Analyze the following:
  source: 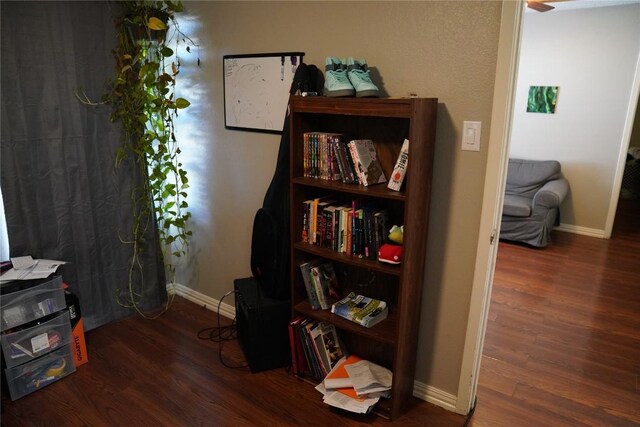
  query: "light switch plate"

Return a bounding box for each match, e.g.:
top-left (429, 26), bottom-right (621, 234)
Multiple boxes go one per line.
top-left (462, 121), bottom-right (481, 151)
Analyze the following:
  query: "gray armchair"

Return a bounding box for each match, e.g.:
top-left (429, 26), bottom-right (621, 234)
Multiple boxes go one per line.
top-left (500, 158), bottom-right (569, 247)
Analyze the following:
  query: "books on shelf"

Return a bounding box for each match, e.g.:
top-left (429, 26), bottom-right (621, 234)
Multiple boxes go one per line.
top-left (289, 317), bottom-right (345, 381)
top-left (387, 139), bottom-right (409, 191)
top-left (348, 139), bottom-right (387, 187)
top-left (300, 200), bottom-right (389, 261)
top-left (331, 292), bottom-right (388, 328)
top-left (303, 132), bottom-right (343, 181)
top-left (303, 133), bottom-right (393, 188)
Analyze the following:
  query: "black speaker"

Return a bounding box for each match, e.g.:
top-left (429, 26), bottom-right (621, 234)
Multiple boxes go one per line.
top-left (234, 277), bottom-right (291, 373)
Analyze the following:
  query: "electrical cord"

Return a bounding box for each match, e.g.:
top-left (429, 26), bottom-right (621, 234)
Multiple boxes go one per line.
top-left (197, 290), bottom-right (249, 370)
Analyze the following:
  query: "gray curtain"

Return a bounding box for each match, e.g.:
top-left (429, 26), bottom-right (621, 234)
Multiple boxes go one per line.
top-left (1, 1), bottom-right (167, 330)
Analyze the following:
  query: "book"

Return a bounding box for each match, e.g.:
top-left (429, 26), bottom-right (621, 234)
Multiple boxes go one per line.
top-left (301, 319), bottom-right (323, 380)
top-left (388, 139), bottom-right (409, 191)
top-left (299, 260), bottom-right (322, 310)
top-left (310, 263), bottom-right (340, 310)
top-left (310, 321), bottom-right (330, 376)
top-left (318, 322), bottom-right (344, 372)
top-left (348, 139), bottom-right (387, 186)
top-left (331, 136), bottom-right (358, 184)
top-left (323, 354), bottom-right (363, 390)
top-left (331, 292), bottom-right (388, 328)
top-left (288, 316), bottom-right (309, 375)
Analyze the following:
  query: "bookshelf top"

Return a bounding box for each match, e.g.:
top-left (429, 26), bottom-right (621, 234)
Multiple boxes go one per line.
top-left (290, 96), bottom-right (438, 118)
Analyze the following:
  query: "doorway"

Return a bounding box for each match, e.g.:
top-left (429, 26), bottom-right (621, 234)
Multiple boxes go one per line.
top-left (457, 0), bottom-right (640, 415)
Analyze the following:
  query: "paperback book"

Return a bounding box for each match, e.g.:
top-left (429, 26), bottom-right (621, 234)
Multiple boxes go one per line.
top-left (348, 139), bottom-right (387, 186)
top-left (331, 292), bottom-right (388, 328)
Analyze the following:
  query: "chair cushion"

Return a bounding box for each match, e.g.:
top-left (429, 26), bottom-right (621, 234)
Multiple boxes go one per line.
top-left (503, 194), bottom-right (532, 217)
top-left (506, 159), bottom-right (561, 199)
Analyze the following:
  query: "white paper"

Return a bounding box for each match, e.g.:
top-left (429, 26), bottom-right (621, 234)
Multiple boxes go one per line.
top-left (344, 360), bottom-right (393, 396)
top-left (322, 391), bottom-right (379, 414)
top-left (0, 257), bottom-right (66, 282)
top-left (10, 256), bottom-right (35, 270)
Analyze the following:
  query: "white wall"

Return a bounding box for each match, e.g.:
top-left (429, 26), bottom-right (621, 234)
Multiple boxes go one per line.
top-left (510, 3), bottom-right (640, 233)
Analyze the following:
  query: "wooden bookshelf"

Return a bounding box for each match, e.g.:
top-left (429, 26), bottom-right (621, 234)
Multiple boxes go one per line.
top-left (288, 96), bottom-right (438, 420)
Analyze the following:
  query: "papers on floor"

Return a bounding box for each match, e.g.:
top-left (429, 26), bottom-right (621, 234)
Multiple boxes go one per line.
top-left (0, 256), bottom-right (67, 282)
top-left (315, 355), bottom-right (392, 414)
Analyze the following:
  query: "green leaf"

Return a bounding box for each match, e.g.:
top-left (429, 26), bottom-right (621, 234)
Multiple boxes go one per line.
top-left (161, 46), bottom-right (174, 57)
top-left (175, 98), bottom-right (190, 109)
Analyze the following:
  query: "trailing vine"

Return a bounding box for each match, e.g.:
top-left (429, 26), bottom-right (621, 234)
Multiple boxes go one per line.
top-left (79, 0), bottom-right (196, 316)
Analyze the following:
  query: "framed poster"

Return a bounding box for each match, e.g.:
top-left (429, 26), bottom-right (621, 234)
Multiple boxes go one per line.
top-left (223, 52), bottom-right (304, 133)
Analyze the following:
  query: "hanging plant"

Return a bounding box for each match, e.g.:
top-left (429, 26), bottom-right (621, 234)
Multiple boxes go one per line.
top-left (79, 0), bottom-right (197, 317)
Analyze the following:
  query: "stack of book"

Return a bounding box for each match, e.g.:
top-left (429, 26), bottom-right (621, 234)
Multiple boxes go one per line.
top-left (302, 133), bottom-right (388, 187)
top-left (300, 199), bottom-right (389, 261)
top-left (288, 317), bottom-right (345, 380)
top-left (316, 354), bottom-right (392, 414)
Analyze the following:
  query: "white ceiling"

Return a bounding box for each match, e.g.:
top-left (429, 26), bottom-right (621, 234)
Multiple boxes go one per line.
top-left (526, 0), bottom-right (640, 13)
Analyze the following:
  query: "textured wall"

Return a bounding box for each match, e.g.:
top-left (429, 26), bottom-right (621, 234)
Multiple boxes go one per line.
top-left (174, 1), bottom-right (502, 397)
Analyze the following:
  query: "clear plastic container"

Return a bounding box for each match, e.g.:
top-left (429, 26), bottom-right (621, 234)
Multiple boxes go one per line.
top-left (1, 276), bottom-right (65, 331)
top-left (4, 343), bottom-right (76, 400)
top-left (1, 310), bottom-right (72, 368)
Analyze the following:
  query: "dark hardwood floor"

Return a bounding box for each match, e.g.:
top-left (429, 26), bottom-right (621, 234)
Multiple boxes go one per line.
top-left (471, 198), bottom-right (640, 426)
top-left (2, 199), bottom-right (638, 426)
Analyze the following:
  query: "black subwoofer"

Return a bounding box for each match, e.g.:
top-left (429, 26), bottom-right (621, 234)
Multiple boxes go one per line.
top-left (234, 277), bottom-right (291, 373)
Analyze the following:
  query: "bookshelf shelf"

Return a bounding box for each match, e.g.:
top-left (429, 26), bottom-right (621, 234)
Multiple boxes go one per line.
top-left (293, 242), bottom-right (401, 276)
top-left (293, 300), bottom-right (397, 345)
top-left (288, 96), bottom-right (438, 420)
top-left (291, 177), bottom-right (407, 201)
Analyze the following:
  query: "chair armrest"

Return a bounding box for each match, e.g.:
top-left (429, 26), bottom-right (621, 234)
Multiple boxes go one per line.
top-left (533, 178), bottom-right (569, 209)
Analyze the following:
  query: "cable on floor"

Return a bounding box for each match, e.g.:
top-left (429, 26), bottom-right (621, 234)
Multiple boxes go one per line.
top-left (197, 290), bottom-right (249, 370)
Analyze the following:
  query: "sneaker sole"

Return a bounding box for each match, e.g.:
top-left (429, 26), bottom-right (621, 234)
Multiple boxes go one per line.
top-left (323, 88), bottom-right (355, 97)
top-left (356, 89), bottom-right (379, 98)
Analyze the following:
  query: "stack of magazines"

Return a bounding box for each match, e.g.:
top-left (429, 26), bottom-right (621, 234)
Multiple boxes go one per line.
top-left (331, 293), bottom-right (388, 328)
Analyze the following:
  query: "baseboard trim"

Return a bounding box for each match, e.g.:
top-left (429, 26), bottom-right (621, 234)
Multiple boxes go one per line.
top-left (413, 380), bottom-right (459, 413)
top-left (169, 283), bottom-right (460, 412)
top-left (169, 283), bottom-right (236, 320)
top-left (556, 223), bottom-right (605, 239)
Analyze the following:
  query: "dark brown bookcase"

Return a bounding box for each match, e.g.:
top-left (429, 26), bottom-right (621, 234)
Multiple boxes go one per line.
top-left (288, 96), bottom-right (438, 420)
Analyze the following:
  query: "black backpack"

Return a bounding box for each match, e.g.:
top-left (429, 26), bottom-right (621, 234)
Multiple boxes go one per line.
top-left (250, 63), bottom-right (323, 300)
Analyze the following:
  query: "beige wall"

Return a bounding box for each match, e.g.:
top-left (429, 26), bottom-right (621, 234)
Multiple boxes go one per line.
top-left (175, 1), bottom-right (502, 398)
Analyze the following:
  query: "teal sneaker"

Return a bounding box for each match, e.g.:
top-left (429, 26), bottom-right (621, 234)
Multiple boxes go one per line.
top-left (323, 57), bottom-right (355, 97)
top-left (347, 57), bottom-right (379, 98)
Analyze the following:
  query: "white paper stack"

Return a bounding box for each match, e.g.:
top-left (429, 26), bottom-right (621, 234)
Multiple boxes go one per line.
top-left (315, 355), bottom-right (392, 414)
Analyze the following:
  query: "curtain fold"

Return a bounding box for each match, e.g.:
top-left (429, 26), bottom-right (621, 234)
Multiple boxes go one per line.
top-left (1, 1), bottom-right (167, 331)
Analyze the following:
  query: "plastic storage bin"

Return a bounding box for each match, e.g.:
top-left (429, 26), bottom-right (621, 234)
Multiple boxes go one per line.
top-left (1, 310), bottom-right (73, 368)
top-left (4, 343), bottom-right (76, 400)
top-left (1, 276), bottom-right (65, 331)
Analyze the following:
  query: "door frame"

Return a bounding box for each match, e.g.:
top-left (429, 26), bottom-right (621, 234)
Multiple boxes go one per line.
top-left (456, 0), bottom-right (640, 414)
top-left (455, 0), bottom-right (523, 414)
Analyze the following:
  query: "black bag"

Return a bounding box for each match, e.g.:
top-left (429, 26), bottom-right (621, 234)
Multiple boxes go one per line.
top-left (250, 63), bottom-right (322, 299)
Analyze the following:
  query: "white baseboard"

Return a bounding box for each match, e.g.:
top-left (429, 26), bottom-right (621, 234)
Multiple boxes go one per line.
top-left (168, 283), bottom-right (236, 320)
top-left (555, 223), bottom-right (606, 238)
top-left (169, 283), bottom-right (460, 412)
top-left (413, 380), bottom-right (459, 413)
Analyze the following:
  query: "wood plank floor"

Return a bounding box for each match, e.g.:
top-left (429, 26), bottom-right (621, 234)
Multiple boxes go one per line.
top-left (471, 198), bottom-right (640, 427)
top-left (2, 199), bottom-right (638, 426)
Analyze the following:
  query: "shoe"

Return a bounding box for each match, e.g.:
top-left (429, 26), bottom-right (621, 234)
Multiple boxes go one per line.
top-left (323, 57), bottom-right (355, 97)
top-left (346, 57), bottom-right (379, 98)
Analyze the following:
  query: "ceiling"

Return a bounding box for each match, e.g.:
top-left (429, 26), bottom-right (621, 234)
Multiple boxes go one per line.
top-left (526, 0), bottom-right (640, 13)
